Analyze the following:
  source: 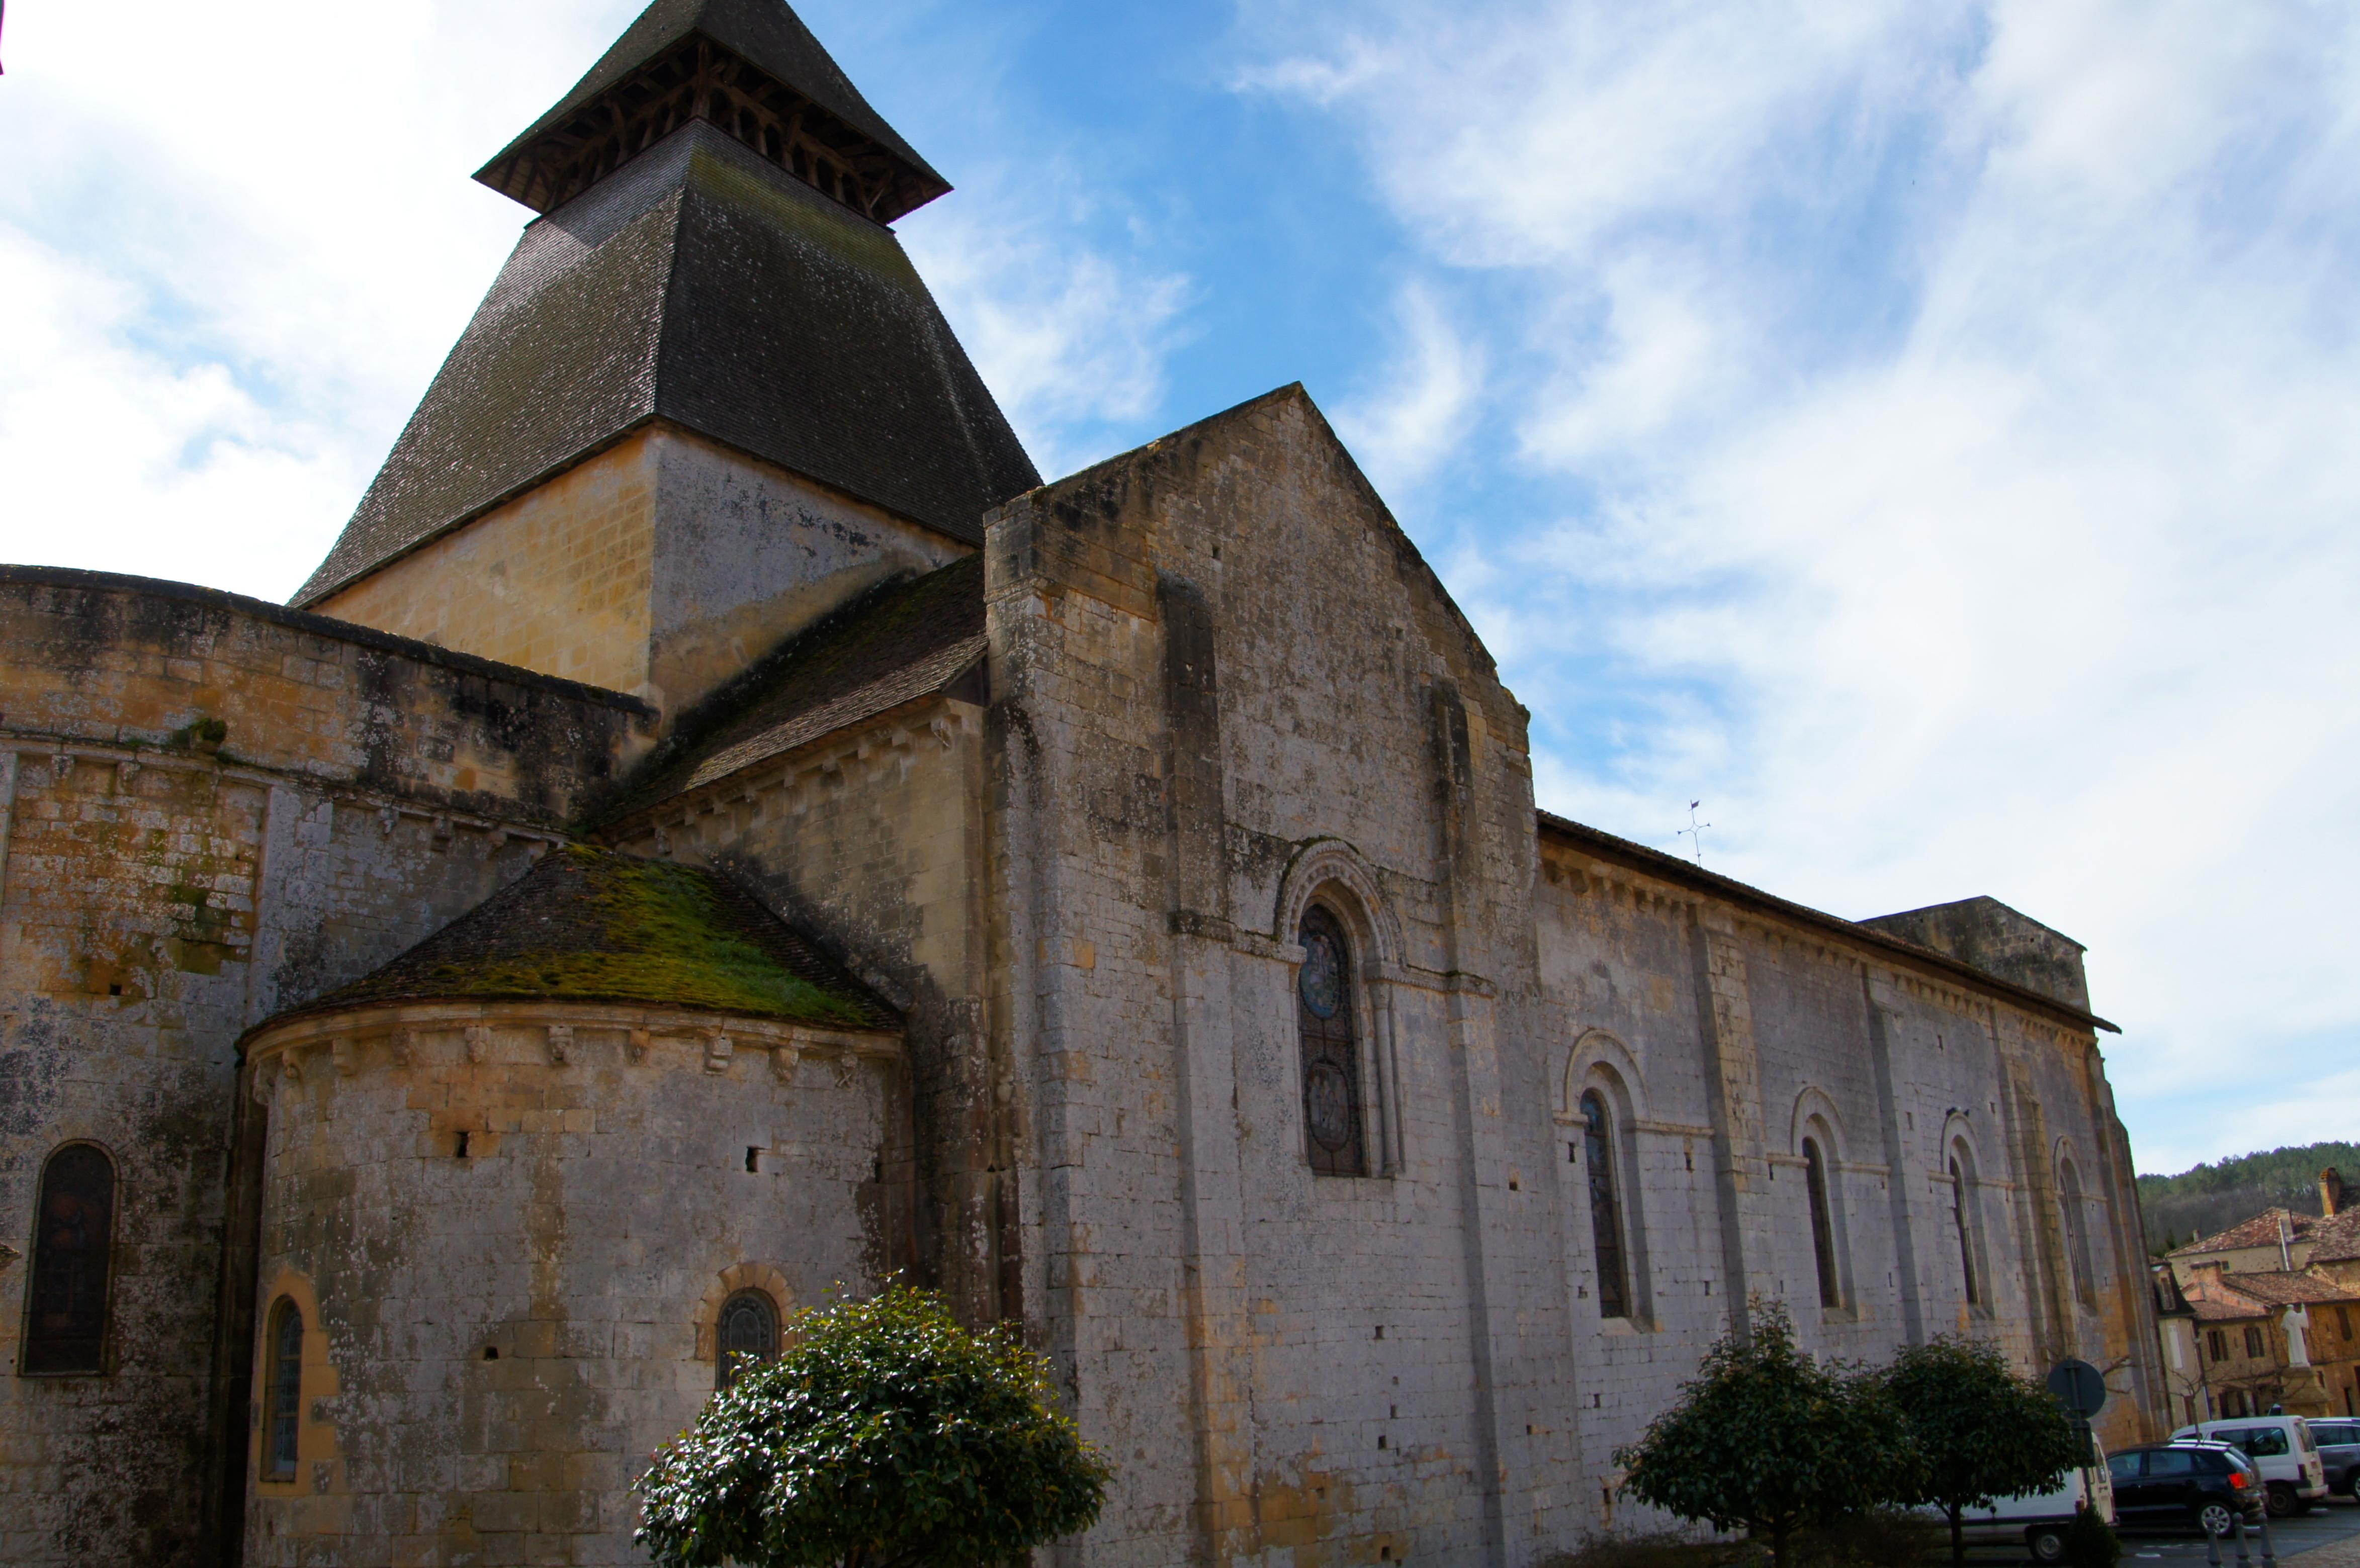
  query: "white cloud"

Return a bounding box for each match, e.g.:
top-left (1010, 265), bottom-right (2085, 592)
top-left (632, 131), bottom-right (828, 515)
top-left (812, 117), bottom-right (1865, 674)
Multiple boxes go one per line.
top-left (0, 0), bottom-right (1189, 597)
top-left (1243, 0), bottom-right (2360, 1172)
top-left (1332, 281), bottom-right (1485, 495)
top-left (900, 188), bottom-right (1192, 482)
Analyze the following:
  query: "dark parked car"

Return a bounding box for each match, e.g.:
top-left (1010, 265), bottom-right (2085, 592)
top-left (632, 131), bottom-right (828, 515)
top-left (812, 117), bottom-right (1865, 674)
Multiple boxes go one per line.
top-left (2312, 1419), bottom-right (2360, 1496)
top-left (2105, 1441), bottom-right (2266, 1537)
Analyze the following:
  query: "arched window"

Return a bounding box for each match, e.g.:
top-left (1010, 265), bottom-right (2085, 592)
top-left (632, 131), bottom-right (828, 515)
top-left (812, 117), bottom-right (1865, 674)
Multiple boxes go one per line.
top-left (1296, 905), bottom-right (1365, 1177)
top-left (22, 1143), bottom-right (116, 1375)
top-left (264, 1299), bottom-right (304, 1482)
top-left (2058, 1159), bottom-right (2096, 1306)
top-left (716, 1289), bottom-right (780, 1391)
top-left (1949, 1152), bottom-right (1981, 1307)
top-left (1803, 1137), bottom-right (1842, 1309)
top-left (1580, 1089), bottom-right (1631, 1319)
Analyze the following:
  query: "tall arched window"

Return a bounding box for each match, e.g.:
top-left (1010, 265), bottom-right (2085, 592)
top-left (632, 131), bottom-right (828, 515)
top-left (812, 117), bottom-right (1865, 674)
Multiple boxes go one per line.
top-left (1803, 1137), bottom-right (1842, 1309)
top-left (1296, 905), bottom-right (1365, 1177)
top-left (2058, 1159), bottom-right (2096, 1306)
top-left (1580, 1089), bottom-right (1631, 1319)
top-left (264, 1299), bottom-right (304, 1481)
top-left (22, 1143), bottom-right (116, 1375)
top-left (1949, 1153), bottom-right (1981, 1306)
top-left (717, 1289), bottom-right (780, 1391)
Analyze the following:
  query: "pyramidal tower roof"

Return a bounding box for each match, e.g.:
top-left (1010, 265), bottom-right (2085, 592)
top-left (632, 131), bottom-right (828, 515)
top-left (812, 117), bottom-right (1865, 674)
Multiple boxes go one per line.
top-left (292, 0), bottom-right (1036, 609)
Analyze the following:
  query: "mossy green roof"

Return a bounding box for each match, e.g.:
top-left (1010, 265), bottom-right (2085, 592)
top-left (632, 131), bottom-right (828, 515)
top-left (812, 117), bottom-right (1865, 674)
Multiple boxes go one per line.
top-left (274, 844), bottom-right (896, 1031)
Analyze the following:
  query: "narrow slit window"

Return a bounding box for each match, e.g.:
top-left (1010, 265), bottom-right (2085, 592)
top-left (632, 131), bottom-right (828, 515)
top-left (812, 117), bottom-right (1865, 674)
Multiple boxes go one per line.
top-left (1803, 1138), bottom-right (1842, 1309)
top-left (1581, 1090), bottom-right (1631, 1319)
top-left (1949, 1155), bottom-right (1980, 1306)
top-left (2059, 1159), bottom-right (2096, 1305)
top-left (717, 1289), bottom-right (780, 1392)
top-left (264, 1299), bottom-right (303, 1481)
top-left (23, 1143), bottom-right (116, 1375)
top-left (1296, 905), bottom-right (1365, 1176)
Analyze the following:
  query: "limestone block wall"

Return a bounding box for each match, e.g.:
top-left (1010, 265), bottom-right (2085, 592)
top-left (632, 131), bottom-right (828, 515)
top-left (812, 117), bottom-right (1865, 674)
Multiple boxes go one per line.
top-left (317, 424), bottom-right (969, 714)
top-left (0, 568), bottom-right (648, 1566)
top-left (602, 693), bottom-right (997, 1322)
top-left (1528, 829), bottom-right (2165, 1493)
top-left (982, 386), bottom-right (1567, 1568)
top-left (238, 1001), bottom-right (905, 1567)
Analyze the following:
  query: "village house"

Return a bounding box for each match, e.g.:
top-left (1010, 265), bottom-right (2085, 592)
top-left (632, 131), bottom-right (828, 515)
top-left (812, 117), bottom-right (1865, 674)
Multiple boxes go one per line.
top-left (2162, 1170), bottom-right (2360, 1419)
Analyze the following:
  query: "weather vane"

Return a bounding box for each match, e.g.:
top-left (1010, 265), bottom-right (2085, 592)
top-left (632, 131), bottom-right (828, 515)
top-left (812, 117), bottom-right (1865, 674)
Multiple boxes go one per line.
top-left (1677, 800), bottom-right (1711, 864)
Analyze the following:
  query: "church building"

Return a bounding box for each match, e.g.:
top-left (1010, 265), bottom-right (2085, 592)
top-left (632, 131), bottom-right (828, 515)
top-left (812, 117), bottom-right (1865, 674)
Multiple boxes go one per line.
top-left (0, 2), bottom-right (2165, 1563)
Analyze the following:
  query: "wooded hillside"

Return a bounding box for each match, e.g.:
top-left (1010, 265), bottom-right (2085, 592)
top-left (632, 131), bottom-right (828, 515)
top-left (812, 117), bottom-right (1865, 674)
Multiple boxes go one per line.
top-left (2136, 1140), bottom-right (2360, 1255)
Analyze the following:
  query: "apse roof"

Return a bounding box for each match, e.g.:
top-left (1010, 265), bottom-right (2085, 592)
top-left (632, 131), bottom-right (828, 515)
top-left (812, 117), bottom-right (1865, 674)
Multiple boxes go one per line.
top-left (596, 551), bottom-right (984, 824)
top-left (293, 125), bottom-right (1036, 607)
top-left (265, 843), bottom-right (897, 1031)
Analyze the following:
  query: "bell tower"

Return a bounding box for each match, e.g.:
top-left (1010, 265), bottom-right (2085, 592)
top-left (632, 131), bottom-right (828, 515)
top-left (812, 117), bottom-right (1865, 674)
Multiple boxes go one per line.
top-left (296, 0), bottom-right (1037, 718)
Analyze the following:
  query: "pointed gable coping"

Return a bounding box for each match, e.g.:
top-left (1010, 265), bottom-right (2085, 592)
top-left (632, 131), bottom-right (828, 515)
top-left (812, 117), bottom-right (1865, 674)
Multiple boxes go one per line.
top-left (477, 0), bottom-right (949, 222)
top-left (999, 382), bottom-right (1504, 690)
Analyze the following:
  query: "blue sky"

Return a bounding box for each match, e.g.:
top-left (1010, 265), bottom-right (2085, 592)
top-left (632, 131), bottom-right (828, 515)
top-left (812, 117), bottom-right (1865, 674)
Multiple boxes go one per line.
top-left (5, 0), bottom-right (2357, 1176)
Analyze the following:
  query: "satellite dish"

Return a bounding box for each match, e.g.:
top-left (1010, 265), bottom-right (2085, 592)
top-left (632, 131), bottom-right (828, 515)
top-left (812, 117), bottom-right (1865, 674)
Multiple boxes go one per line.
top-left (2046, 1358), bottom-right (2107, 1419)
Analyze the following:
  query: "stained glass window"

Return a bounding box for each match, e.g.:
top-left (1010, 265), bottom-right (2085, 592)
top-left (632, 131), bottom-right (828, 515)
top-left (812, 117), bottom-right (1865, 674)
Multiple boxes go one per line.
top-left (265, 1300), bottom-right (303, 1481)
top-left (1803, 1138), bottom-right (1841, 1309)
top-left (717, 1290), bottom-right (779, 1391)
top-left (1296, 905), bottom-right (1365, 1177)
top-left (1581, 1090), bottom-right (1630, 1319)
top-left (23, 1143), bottom-right (115, 1375)
top-left (1950, 1155), bottom-right (1980, 1306)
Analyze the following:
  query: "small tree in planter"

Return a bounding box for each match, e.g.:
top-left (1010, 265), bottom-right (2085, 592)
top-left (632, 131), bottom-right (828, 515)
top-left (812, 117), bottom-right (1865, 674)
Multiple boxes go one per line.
top-left (1884, 1337), bottom-right (2084, 1568)
top-left (1614, 1303), bottom-right (1922, 1566)
top-left (636, 1286), bottom-right (1112, 1568)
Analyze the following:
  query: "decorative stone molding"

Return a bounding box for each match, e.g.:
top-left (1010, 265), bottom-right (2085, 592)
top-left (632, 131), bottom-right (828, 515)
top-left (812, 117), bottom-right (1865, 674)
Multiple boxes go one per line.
top-left (1560, 1029), bottom-right (1650, 1125)
top-left (1270, 837), bottom-right (1407, 968)
top-left (693, 1262), bottom-right (799, 1364)
top-left (546, 1024), bottom-right (572, 1065)
top-left (239, 1000), bottom-right (901, 1083)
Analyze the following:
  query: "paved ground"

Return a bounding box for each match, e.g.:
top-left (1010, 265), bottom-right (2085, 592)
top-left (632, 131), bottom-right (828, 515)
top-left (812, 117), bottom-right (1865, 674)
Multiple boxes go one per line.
top-left (2118, 1495), bottom-right (2360, 1568)
top-left (1957, 1494), bottom-right (2360, 1568)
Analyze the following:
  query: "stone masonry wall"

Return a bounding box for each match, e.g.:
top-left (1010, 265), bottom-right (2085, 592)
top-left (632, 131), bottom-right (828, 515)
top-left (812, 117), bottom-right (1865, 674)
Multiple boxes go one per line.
top-left (0, 569), bottom-right (647, 1567)
top-left (1528, 832), bottom-right (2164, 1495)
top-left (602, 693), bottom-right (998, 1325)
top-left (239, 1003), bottom-right (901, 1567)
top-left (983, 386), bottom-right (1563, 1567)
top-left (318, 424), bottom-right (967, 715)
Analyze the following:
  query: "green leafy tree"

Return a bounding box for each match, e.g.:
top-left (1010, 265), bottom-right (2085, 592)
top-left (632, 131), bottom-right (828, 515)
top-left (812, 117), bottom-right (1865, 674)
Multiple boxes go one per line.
top-left (636, 1286), bottom-right (1112, 1568)
top-left (1615, 1303), bottom-right (1924, 1566)
top-left (1884, 1337), bottom-right (2084, 1568)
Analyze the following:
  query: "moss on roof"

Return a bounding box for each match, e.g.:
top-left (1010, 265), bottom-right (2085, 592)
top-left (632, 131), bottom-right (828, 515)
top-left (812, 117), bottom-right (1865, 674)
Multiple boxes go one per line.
top-left (275, 844), bottom-right (895, 1031)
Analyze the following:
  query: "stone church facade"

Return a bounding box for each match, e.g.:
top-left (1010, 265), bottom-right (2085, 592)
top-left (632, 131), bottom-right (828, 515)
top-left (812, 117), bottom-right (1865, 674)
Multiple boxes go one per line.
top-left (0, 2), bottom-right (2164, 1563)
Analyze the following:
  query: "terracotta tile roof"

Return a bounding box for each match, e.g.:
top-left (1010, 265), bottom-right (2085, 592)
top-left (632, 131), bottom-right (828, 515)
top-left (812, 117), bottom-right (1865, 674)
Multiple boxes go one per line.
top-left (259, 843), bottom-right (897, 1033)
top-left (2310, 1208), bottom-right (2360, 1263)
top-left (2217, 1271), bottom-right (2360, 1307)
top-left (2186, 1294), bottom-right (2271, 1323)
top-left (596, 552), bottom-right (982, 824)
top-left (2169, 1208), bottom-right (2318, 1257)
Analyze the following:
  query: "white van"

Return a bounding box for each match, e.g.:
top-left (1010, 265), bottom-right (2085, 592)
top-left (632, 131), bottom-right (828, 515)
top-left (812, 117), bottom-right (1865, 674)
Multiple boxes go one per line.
top-left (2168, 1417), bottom-right (2329, 1517)
top-left (1926, 1443), bottom-right (2116, 1565)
